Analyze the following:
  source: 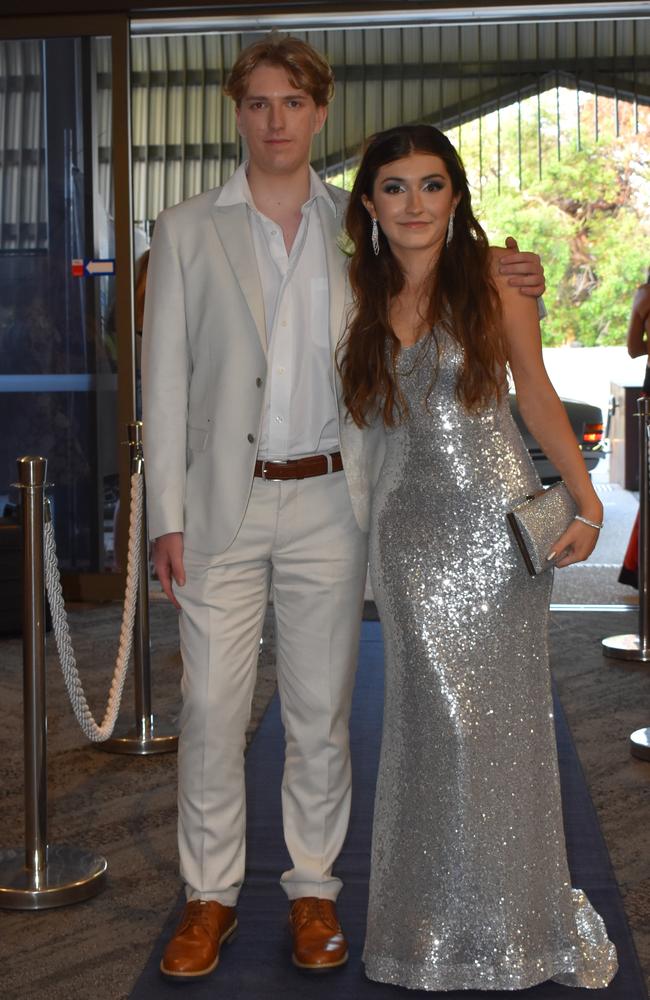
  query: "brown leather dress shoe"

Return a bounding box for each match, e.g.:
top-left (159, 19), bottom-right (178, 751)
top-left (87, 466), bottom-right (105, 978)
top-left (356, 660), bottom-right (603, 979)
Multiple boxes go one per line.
top-left (289, 897), bottom-right (348, 971)
top-left (160, 899), bottom-right (237, 980)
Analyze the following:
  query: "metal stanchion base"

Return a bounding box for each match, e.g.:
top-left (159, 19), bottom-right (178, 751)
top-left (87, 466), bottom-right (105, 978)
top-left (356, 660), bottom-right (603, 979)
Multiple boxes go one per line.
top-left (630, 727), bottom-right (650, 761)
top-left (0, 844), bottom-right (107, 910)
top-left (99, 719), bottom-right (178, 755)
top-left (601, 634), bottom-right (650, 662)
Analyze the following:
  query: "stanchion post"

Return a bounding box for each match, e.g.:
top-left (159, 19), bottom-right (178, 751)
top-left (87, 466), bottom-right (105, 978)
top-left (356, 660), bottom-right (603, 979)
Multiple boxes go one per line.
top-left (638, 396), bottom-right (650, 657)
top-left (132, 422), bottom-right (153, 737)
top-left (21, 455), bottom-right (48, 876)
top-left (630, 726), bottom-right (650, 761)
top-left (602, 396), bottom-right (650, 662)
top-left (100, 422), bottom-right (178, 755)
top-left (631, 410), bottom-right (650, 754)
top-left (0, 456), bottom-right (107, 909)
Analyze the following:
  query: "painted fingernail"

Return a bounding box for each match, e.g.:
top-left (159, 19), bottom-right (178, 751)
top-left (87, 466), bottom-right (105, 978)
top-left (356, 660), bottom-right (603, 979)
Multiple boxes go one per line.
top-left (546, 551), bottom-right (557, 561)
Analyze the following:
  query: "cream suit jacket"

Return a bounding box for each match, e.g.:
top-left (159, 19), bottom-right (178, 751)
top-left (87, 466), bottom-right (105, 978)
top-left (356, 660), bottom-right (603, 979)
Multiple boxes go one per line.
top-left (141, 181), bottom-right (386, 555)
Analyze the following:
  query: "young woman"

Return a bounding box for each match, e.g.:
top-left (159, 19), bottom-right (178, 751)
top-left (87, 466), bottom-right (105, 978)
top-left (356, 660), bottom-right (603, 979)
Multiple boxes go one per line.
top-left (339, 125), bottom-right (617, 992)
top-left (619, 267), bottom-right (650, 588)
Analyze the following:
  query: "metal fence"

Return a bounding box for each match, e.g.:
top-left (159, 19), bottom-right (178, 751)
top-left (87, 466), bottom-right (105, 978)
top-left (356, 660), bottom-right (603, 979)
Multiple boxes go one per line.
top-left (1, 16), bottom-right (649, 248)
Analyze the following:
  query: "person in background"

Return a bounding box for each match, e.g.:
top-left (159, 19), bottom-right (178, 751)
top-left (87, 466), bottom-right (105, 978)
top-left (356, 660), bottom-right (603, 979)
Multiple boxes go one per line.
top-left (619, 267), bottom-right (650, 589)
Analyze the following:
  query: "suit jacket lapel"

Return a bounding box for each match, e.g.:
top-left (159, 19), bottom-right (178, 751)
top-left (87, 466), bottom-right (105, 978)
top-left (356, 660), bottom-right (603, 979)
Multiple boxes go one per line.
top-left (210, 202), bottom-right (267, 353)
top-left (318, 198), bottom-right (347, 355)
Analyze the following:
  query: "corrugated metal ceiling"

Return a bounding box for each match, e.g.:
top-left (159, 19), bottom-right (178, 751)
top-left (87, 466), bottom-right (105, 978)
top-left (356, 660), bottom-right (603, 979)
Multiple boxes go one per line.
top-left (1, 14), bottom-right (648, 248)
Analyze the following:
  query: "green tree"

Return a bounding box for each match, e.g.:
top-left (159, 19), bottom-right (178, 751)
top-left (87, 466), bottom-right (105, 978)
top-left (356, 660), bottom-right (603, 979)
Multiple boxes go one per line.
top-left (458, 92), bottom-right (650, 346)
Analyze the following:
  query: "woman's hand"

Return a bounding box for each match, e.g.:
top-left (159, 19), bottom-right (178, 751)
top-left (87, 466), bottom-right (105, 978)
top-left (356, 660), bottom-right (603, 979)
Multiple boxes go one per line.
top-left (547, 516), bottom-right (603, 568)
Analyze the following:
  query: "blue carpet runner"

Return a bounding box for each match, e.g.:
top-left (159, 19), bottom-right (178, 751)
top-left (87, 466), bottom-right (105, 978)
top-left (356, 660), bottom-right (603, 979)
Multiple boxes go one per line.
top-left (130, 621), bottom-right (647, 999)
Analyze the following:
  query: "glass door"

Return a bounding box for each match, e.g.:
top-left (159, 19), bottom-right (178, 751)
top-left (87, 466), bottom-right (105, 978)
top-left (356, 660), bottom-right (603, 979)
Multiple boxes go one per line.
top-left (0, 16), bottom-right (134, 599)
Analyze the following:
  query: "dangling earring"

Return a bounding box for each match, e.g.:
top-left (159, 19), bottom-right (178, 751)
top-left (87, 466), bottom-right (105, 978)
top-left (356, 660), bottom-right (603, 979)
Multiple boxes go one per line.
top-left (446, 211), bottom-right (455, 247)
top-left (371, 217), bottom-right (380, 257)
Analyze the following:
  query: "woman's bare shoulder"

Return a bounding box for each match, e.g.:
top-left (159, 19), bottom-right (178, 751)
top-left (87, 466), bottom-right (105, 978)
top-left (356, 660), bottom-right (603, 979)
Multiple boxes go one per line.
top-left (633, 283), bottom-right (650, 313)
top-left (487, 246), bottom-right (522, 300)
top-left (488, 245), bottom-right (509, 263)
top-left (487, 246), bottom-right (511, 282)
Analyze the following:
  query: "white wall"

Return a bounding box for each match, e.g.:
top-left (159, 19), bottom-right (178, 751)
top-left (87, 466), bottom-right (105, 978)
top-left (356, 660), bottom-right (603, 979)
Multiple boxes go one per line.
top-left (541, 346), bottom-right (645, 426)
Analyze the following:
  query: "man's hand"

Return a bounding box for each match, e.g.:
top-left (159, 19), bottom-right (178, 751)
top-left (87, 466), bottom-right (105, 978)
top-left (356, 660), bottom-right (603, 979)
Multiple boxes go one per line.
top-left (498, 236), bottom-right (545, 298)
top-left (153, 531), bottom-right (185, 610)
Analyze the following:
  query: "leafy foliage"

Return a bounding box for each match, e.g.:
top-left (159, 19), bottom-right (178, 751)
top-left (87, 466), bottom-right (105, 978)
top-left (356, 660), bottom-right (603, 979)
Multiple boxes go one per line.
top-left (459, 91), bottom-right (650, 346)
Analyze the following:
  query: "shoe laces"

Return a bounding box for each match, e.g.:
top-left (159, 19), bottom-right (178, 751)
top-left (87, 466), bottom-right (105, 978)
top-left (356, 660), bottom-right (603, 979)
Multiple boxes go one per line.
top-left (291, 897), bottom-right (339, 932)
top-left (180, 900), bottom-right (216, 934)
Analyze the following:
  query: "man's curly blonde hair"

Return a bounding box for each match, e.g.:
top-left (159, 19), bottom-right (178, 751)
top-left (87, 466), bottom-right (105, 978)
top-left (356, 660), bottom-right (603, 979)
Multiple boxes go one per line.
top-left (225, 33), bottom-right (334, 108)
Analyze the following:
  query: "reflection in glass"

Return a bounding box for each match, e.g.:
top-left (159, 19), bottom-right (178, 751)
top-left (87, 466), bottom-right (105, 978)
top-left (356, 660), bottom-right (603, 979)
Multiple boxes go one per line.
top-left (0, 37), bottom-right (118, 572)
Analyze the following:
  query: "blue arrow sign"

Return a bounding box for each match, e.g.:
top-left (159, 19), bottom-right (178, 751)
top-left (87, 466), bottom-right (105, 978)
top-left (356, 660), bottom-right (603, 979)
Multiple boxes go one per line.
top-left (85, 258), bottom-right (115, 276)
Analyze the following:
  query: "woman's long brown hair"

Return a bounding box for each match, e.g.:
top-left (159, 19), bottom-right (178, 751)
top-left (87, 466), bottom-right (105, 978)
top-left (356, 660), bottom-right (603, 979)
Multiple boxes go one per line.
top-left (338, 125), bottom-right (507, 428)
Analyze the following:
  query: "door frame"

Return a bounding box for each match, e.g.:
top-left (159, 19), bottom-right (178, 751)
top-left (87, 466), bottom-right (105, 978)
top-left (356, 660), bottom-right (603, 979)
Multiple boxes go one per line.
top-left (1, 15), bottom-right (135, 600)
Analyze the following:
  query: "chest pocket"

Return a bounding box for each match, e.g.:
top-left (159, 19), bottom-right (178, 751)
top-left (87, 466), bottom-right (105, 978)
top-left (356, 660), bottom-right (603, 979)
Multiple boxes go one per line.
top-left (310, 277), bottom-right (330, 347)
top-left (187, 426), bottom-right (209, 452)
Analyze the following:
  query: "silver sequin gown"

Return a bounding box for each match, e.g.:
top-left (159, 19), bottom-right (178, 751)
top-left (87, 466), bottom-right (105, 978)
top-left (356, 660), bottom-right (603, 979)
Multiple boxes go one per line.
top-left (363, 333), bottom-right (618, 992)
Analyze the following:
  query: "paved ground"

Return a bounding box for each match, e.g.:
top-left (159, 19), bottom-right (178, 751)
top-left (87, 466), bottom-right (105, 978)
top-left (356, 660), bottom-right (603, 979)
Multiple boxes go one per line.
top-left (1, 601), bottom-right (649, 1000)
top-left (2, 369), bottom-right (648, 997)
top-left (551, 480), bottom-right (639, 607)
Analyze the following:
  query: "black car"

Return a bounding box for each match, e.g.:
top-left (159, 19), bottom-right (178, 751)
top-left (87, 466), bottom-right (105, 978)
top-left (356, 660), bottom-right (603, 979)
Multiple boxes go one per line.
top-left (509, 394), bottom-right (604, 484)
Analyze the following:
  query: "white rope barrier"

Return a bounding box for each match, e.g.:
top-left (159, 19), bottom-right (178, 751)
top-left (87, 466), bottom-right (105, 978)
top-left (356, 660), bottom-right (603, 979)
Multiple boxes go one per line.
top-left (43, 474), bottom-right (144, 742)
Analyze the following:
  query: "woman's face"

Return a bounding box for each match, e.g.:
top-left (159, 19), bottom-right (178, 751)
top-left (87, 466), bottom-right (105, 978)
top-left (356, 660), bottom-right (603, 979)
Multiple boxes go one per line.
top-left (362, 151), bottom-right (460, 259)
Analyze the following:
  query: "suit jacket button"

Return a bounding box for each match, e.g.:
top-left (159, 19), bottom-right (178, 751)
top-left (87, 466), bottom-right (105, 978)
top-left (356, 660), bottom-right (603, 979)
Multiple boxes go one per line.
top-left (247, 433), bottom-right (255, 443)
top-left (256, 377), bottom-right (263, 387)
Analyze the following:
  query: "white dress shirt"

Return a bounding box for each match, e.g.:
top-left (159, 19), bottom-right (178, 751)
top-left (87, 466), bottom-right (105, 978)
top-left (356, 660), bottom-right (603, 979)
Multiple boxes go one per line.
top-left (216, 163), bottom-right (340, 459)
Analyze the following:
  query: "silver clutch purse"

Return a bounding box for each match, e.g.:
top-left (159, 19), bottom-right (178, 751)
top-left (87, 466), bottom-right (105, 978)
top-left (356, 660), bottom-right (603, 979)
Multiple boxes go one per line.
top-left (507, 481), bottom-right (577, 576)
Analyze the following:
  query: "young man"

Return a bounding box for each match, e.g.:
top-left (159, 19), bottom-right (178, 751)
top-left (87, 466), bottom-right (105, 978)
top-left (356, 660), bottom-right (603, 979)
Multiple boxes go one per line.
top-left (142, 34), bottom-right (545, 982)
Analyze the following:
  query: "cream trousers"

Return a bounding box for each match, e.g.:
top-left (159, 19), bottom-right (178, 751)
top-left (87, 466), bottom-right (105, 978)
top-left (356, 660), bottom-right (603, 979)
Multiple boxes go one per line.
top-left (174, 471), bottom-right (367, 906)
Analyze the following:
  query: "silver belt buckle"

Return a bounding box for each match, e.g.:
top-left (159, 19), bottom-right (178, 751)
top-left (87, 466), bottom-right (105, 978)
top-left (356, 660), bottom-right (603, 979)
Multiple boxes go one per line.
top-left (260, 458), bottom-right (291, 481)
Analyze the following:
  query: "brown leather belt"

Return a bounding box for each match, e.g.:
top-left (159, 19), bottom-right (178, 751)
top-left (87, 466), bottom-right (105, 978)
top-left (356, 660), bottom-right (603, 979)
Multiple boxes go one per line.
top-left (254, 451), bottom-right (343, 481)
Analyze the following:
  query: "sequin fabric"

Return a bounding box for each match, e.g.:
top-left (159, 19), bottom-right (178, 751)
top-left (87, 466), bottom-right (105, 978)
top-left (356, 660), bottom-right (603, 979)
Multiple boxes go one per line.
top-left (363, 333), bottom-right (618, 992)
top-left (509, 482), bottom-right (577, 576)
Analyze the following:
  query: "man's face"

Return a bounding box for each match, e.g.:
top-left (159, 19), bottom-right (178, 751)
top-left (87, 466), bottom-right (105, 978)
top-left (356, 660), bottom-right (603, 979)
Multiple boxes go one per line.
top-left (236, 62), bottom-right (327, 176)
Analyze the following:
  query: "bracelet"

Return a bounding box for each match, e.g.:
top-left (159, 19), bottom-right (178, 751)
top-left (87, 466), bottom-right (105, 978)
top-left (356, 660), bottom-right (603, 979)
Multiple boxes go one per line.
top-left (574, 514), bottom-right (604, 531)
